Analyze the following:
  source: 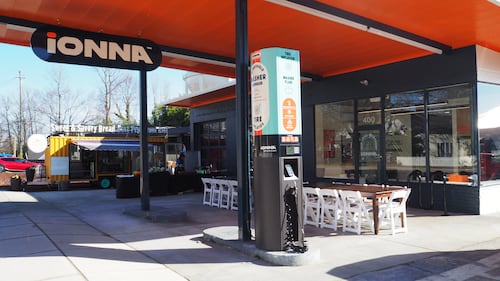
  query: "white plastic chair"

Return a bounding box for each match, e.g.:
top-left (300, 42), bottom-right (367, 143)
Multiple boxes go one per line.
top-left (319, 189), bottom-right (341, 230)
top-left (219, 180), bottom-right (231, 209)
top-left (379, 188), bottom-right (412, 235)
top-left (211, 180), bottom-right (222, 207)
top-left (303, 187), bottom-right (321, 227)
top-left (338, 190), bottom-right (374, 235)
top-left (227, 180), bottom-right (238, 211)
top-left (201, 178), bottom-right (214, 206)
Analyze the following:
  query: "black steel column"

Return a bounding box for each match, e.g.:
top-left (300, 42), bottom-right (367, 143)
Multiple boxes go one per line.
top-left (424, 93), bottom-right (430, 182)
top-left (140, 70), bottom-right (150, 211)
top-left (471, 83), bottom-right (480, 187)
top-left (235, 0), bottom-right (252, 241)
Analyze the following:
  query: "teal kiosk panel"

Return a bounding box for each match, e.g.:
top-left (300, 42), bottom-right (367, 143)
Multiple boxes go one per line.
top-left (251, 47), bottom-right (305, 252)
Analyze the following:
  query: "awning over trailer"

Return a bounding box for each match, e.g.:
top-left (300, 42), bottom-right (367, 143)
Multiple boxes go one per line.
top-left (73, 140), bottom-right (148, 152)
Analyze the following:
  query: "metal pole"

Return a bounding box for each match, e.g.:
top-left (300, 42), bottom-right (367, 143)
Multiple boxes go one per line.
top-left (417, 174), bottom-right (422, 208)
top-left (442, 175), bottom-right (448, 216)
top-left (140, 70), bottom-right (150, 211)
top-left (235, 0), bottom-right (252, 241)
top-left (17, 70), bottom-right (24, 157)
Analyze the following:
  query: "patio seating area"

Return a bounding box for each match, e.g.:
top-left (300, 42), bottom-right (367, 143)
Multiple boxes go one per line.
top-left (303, 183), bottom-right (411, 236)
top-left (202, 177), bottom-right (239, 211)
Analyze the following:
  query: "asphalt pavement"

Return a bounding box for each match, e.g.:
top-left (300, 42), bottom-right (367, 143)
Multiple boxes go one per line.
top-left (1, 188), bottom-right (500, 281)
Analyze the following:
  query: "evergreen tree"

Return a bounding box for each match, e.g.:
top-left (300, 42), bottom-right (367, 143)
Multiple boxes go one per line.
top-left (152, 105), bottom-right (189, 127)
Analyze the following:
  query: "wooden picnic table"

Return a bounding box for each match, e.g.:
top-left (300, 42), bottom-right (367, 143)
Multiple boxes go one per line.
top-left (323, 184), bottom-right (406, 234)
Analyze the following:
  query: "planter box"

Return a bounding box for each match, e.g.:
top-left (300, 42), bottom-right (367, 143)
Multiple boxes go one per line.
top-left (10, 177), bottom-right (22, 191)
top-left (150, 172), bottom-right (170, 196)
top-left (169, 173), bottom-right (203, 194)
top-left (116, 175), bottom-right (140, 198)
top-left (116, 172), bottom-right (201, 198)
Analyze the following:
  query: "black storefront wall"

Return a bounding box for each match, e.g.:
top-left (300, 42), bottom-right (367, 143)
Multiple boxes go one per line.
top-left (301, 46), bottom-right (480, 214)
top-left (190, 100), bottom-right (238, 177)
top-left (190, 46), bottom-right (481, 214)
top-left (301, 46), bottom-right (477, 181)
top-left (403, 180), bottom-right (480, 214)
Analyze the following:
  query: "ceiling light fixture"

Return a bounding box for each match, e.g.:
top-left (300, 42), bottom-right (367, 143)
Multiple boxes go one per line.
top-left (5, 24), bottom-right (35, 33)
top-left (488, 0), bottom-right (500, 7)
top-left (266, 0), bottom-right (366, 31)
top-left (266, 0), bottom-right (447, 54)
top-left (367, 27), bottom-right (443, 54)
top-left (162, 51), bottom-right (236, 68)
top-left (359, 79), bottom-right (369, 86)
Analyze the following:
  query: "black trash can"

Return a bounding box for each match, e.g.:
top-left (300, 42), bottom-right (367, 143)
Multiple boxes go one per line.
top-left (116, 175), bottom-right (140, 198)
top-left (10, 176), bottom-right (22, 191)
top-left (58, 181), bottom-right (70, 191)
top-left (25, 167), bottom-right (35, 182)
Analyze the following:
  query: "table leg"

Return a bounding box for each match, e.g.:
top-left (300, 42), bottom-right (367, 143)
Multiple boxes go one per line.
top-left (373, 197), bottom-right (379, 235)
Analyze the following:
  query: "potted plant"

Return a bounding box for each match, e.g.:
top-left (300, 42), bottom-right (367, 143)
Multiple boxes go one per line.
top-left (25, 166), bottom-right (36, 182)
top-left (149, 167), bottom-right (170, 196)
top-left (10, 174), bottom-right (22, 191)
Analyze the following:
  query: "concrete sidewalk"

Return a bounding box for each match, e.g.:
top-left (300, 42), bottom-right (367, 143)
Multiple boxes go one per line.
top-left (1, 189), bottom-right (500, 281)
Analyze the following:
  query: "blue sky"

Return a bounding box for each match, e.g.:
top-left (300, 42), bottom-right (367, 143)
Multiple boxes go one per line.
top-left (0, 43), bottom-right (187, 114)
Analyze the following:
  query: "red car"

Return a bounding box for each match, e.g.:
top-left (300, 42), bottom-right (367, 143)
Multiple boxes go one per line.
top-left (0, 157), bottom-right (40, 172)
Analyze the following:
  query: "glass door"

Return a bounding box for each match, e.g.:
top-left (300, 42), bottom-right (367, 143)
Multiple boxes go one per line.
top-left (357, 97), bottom-right (383, 184)
top-left (358, 128), bottom-right (382, 184)
top-left (358, 128), bottom-right (383, 184)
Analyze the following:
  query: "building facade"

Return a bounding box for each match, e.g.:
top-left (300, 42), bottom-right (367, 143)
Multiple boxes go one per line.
top-left (189, 45), bottom-right (500, 215)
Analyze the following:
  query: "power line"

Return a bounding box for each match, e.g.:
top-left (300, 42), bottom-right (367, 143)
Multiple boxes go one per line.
top-left (15, 70), bottom-right (25, 157)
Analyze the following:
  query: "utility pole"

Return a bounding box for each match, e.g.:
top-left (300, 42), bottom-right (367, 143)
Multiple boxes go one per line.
top-left (16, 70), bottom-right (25, 158)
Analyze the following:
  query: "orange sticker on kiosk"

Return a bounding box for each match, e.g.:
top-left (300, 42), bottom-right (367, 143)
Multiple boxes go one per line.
top-left (282, 98), bottom-right (297, 132)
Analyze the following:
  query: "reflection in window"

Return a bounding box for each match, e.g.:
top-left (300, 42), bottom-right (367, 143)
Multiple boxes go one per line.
top-left (428, 84), bottom-right (474, 183)
top-left (152, 143), bottom-right (166, 168)
top-left (97, 151), bottom-right (130, 173)
top-left (478, 82), bottom-right (500, 182)
top-left (196, 119), bottom-right (227, 172)
top-left (358, 97), bottom-right (381, 126)
top-left (385, 92), bottom-right (425, 181)
top-left (315, 101), bottom-right (355, 179)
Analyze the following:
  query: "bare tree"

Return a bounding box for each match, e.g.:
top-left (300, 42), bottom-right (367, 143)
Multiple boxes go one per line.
top-left (38, 67), bottom-right (93, 130)
top-left (24, 90), bottom-right (41, 136)
top-left (96, 68), bottom-right (126, 125)
top-left (148, 73), bottom-right (171, 125)
top-left (0, 96), bottom-right (14, 153)
top-left (114, 74), bottom-right (137, 126)
top-left (0, 72), bottom-right (39, 156)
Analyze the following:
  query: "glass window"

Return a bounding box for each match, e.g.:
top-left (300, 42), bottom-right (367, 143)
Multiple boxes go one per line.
top-left (315, 100), bottom-right (355, 179)
top-left (478, 82), bottom-right (500, 182)
top-left (428, 84), bottom-right (474, 184)
top-left (97, 151), bottom-right (130, 173)
top-left (130, 143), bottom-right (166, 173)
top-left (358, 97), bottom-right (381, 126)
top-left (69, 144), bottom-right (95, 179)
top-left (151, 143), bottom-right (166, 168)
top-left (196, 119), bottom-right (227, 173)
top-left (385, 92), bottom-right (425, 181)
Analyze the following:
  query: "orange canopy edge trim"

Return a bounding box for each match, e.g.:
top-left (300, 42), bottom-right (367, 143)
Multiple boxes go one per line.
top-left (167, 85), bottom-right (236, 109)
top-left (0, 0), bottom-right (499, 87)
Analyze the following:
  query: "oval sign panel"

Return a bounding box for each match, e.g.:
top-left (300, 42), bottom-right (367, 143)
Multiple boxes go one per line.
top-left (27, 134), bottom-right (47, 153)
top-left (31, 26), bottom-right (162, 71)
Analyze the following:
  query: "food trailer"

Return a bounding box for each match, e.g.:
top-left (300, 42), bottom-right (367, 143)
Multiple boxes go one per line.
top-left (45, 125), bottom-right (168, 188)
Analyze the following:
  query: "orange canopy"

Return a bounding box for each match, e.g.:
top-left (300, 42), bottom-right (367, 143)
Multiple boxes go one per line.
top-left (0, 1), bottom-right (498, 80)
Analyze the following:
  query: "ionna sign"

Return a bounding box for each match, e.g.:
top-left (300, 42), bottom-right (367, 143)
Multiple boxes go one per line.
top-left (31, 26), bottom-right (162, 71)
